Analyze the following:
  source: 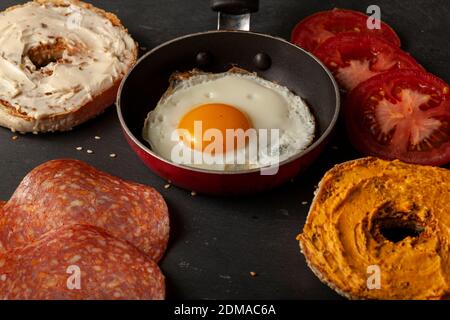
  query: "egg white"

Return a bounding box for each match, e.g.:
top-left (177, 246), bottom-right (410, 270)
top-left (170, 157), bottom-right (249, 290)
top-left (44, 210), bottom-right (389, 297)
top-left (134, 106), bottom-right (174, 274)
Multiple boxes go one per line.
top-left (143, 71), bottom-right (315, 171)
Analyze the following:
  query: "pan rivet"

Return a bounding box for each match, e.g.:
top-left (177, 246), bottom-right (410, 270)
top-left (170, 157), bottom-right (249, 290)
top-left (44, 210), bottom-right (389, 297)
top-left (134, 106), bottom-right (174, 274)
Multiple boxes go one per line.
top-left (254, 53), bottom-right (271, 70)
top-left (196, 51), bottom-right (212, 67)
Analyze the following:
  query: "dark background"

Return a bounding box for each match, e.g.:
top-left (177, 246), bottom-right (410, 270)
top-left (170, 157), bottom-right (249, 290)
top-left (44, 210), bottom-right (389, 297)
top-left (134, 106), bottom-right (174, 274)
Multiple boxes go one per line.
top-left (0, 0), bottom-right (448, 299)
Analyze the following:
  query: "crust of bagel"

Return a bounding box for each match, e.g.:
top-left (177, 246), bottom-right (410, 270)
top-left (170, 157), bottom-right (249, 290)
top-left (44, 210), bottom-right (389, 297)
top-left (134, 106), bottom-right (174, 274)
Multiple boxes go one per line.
top-left (298, 157), bottom-right (383, 300)
top-left (0, 80), bottom-right (121, 133)
top-left (0, 0), bottom-right (138, 133)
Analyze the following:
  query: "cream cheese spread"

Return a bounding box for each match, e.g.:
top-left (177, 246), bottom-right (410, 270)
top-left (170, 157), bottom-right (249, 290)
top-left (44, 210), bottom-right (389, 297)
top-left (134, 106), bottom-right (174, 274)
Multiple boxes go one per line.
top-left (0, 1), bottom-right (136, 119)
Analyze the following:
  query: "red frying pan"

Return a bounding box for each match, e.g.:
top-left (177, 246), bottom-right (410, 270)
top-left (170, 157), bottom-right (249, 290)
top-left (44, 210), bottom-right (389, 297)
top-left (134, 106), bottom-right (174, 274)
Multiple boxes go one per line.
top-left (117, 0), bottom-right (340, 195)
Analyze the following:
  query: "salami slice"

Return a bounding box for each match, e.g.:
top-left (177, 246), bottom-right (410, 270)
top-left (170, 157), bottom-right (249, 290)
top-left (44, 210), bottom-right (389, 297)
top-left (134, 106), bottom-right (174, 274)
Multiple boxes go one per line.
top-left (0, 159), bottom-right (169, 262)
top-left (0, 224), bottom-right (165, 300)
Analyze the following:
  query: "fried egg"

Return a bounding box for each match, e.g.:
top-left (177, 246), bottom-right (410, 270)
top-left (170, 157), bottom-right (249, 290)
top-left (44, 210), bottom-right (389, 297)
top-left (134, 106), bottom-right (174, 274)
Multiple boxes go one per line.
top-left (143, 70), bottom-right (315, 171)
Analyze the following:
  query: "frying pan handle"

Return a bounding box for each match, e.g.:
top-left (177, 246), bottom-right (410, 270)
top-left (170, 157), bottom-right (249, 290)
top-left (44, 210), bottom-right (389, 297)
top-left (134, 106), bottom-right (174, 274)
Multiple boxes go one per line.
top-left (210, 0), bottom-right (259, 14)
top-left (211, 0), bottom-right (259, 31)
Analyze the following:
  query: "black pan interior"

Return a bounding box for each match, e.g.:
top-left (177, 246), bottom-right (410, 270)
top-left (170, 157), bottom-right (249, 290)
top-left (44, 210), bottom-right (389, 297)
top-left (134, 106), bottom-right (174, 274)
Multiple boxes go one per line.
top-left (119, 31), bottom-right (338, 149)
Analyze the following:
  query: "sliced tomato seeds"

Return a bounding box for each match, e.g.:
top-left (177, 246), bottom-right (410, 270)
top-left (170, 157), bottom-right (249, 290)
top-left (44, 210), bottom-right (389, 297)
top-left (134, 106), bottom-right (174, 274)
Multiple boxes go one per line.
top-left (313, 33), bottom-right (423, 92)
top-left (291, 8), bottom-right (449, 165)
top-left (345, 70), bottom-right (450, 165)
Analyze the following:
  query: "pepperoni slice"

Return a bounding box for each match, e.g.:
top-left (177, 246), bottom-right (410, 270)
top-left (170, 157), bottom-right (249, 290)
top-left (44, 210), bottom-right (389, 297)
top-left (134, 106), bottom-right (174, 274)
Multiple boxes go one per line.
top-left (291, 8), bottom-right (401, 52)
top-left (314, 33), bottom-right (423, 92)
top-left (0, 224), bottom-right (165, 300)
top-left (0, 160), bottom-right (169, 262)
top-left (345, 69), bottom-right (450, 166)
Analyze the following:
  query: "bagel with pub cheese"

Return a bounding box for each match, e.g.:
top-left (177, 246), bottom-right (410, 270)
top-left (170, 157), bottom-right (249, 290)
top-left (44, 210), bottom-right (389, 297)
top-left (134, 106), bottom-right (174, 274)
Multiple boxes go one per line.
top-left (0, 0), bottom-right (138, 133)
top-left (298, 157), bottom-right (449, 300)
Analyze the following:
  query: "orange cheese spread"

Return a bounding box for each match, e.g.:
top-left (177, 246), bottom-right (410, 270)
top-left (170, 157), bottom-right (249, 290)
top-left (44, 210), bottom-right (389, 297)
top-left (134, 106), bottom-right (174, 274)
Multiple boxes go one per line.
top-left (298, 157), bottom-right (449, 299)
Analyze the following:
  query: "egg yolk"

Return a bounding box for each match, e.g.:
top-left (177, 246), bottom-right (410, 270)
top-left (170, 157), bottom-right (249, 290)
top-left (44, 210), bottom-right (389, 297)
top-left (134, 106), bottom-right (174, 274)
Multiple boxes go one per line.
top-left (177, 103), bottom-right (252, 154)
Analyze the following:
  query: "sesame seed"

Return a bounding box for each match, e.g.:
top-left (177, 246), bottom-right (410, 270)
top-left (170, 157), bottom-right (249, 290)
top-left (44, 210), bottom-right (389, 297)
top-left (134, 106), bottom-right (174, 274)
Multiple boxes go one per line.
top-left (191, 191), bottom-right (197, 196)
top-left (76, 146), bottom-right (83, 151)
top-left (109, 153), bottom-right (117, 158)
top-left (301, 201), bottom-right (308, 205)
top-left (11, 135), bottom-right (18, 140)
top-left (250, 271), bottom-right (257, 277)
top-left (94, 136), bottom-right (101, 140)
top-left (86, 149), bottom-right (94, 154)
top-left (164, 184), bottom-right (171, 189)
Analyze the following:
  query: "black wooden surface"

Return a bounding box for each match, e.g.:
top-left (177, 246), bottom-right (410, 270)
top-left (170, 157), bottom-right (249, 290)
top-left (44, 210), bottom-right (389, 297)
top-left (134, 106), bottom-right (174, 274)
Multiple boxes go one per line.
top-left (0, 0), bottom-right (448, 299)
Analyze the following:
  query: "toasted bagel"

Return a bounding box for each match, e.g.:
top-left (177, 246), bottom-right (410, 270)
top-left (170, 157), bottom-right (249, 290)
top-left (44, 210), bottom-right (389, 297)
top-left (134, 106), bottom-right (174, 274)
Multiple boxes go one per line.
top-left (0, 0), bottom-right (138, 133)
top-left (298, 157), bottom-right (449, 299)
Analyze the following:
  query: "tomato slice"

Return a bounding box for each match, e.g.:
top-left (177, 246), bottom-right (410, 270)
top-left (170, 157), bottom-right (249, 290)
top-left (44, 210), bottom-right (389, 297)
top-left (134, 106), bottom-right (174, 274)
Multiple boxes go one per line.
top-left (314, 33), bottom-right (424, 92)
top-left (345, 69), bottom-right (450, 166)
top-left (291, 8), bottom-right (401, 52)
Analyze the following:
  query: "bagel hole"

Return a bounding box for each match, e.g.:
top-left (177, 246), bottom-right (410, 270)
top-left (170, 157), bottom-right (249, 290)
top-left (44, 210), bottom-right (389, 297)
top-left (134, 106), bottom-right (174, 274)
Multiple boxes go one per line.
top-left (371, 205), bottom-right (425, 243)
top-left (27, 37), bottom-right (67, 69)
top-left (378, 218), bottom-right (424, 243)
